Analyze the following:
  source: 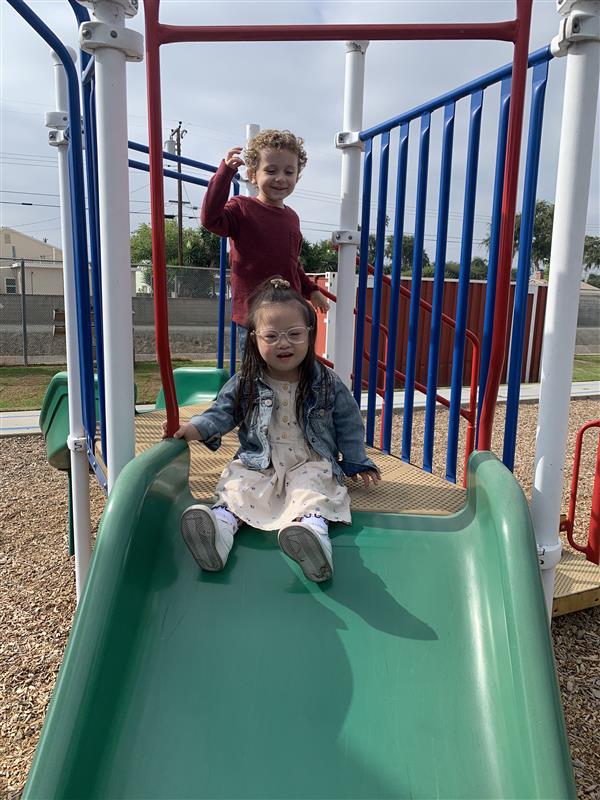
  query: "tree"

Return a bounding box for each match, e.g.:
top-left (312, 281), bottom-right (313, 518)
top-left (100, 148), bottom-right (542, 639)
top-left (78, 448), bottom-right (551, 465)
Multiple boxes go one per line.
top-left (481, 199), bottom-right (554, 275)
top-left (586, 274), bottom-right (600, 290)
top-left (397, 234), bottom-right (431, 274)
top-left (300, 238), bottom-right (339, 273)
top-left (470, 256), bottom-right (488, 280)
top-left (130, 220), bottom-right (222, 297)
top-left (583, 235), bottom-right (600, 282)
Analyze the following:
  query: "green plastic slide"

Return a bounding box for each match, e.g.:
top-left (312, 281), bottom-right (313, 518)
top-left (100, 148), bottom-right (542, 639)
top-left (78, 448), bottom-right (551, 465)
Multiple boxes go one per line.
top-left (24, 445), bottom-right (575, 799)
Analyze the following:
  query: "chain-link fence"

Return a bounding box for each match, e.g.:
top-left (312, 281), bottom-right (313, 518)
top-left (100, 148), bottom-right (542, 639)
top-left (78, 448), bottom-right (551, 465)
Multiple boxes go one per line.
top-left (0, 259), bottom-right (232, 365)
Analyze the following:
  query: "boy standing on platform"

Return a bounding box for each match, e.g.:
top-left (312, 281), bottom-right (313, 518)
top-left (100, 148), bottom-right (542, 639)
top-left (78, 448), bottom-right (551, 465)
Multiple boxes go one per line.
top-left (200, 129), bottom-right (329, 354)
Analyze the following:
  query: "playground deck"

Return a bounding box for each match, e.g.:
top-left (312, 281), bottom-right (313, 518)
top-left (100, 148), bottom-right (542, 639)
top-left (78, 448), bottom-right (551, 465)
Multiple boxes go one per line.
top-left (134, 405), bottom-right (467, 517)
top-left (132, 406), bottom-right (600, 618)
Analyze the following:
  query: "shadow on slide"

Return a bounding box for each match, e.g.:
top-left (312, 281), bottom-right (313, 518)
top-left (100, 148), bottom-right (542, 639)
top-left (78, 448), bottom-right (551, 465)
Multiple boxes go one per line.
top-left (24, 443), bottom-right (576, 799)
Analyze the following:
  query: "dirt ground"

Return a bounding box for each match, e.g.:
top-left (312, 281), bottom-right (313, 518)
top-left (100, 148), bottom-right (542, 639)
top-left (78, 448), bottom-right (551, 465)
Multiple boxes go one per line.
top-left (1, 398), bottom-right (599, 798)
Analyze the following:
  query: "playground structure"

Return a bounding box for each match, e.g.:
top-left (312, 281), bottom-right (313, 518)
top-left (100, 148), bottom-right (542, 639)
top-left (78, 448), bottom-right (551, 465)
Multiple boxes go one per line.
top-left (5, 0), bottom-right (600, 797)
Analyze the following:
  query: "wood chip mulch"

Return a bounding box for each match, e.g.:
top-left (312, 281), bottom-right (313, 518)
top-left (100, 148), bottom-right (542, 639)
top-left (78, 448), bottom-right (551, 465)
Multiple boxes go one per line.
top-left (1, 398), bottom-right (599, 798)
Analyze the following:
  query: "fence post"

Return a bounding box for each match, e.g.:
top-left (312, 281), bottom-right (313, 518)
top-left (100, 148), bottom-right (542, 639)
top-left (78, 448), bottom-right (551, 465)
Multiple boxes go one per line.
top-left (20, 258), bottom-right (28, 366)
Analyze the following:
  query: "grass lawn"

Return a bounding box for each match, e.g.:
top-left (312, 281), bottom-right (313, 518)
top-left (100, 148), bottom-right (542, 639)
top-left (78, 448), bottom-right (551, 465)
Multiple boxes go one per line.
top-left (572, 354), bottom-right (600, 383)
top-left (0, 360), bottom-right (216, 412)
top-left (0, 355), bottom-right (597, 412)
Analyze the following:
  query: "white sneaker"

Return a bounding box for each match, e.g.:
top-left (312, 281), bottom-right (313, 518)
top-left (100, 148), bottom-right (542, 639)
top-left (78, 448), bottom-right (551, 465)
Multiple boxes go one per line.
top-left (181, 504), bottom-right (234, 571)
top-left (278, 520), bottom-right (333, 583)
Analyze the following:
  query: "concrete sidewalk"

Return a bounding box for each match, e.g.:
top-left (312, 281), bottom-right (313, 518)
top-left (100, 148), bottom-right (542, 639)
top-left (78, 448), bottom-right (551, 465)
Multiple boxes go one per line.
top-left (1, 381), bottom-right (598, 438)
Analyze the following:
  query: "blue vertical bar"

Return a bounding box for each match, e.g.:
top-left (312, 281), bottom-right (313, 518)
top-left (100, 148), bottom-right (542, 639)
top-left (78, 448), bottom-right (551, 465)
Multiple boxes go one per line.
top-left (503, 61), bottom-right (549, 470)
top-left (366, 132), bottom-right (390, 445)
top-left (353, 138), bottom-right (373, 406)
top-left (401, 112), bottom-right (431, 463)
top-left (477, 78), bottom-right (511, 432)
top-left (69, 1), bottom-right (105, 459)
top-left (86, 81), bottom-right (107, 460)
top-left (446, 90), bottom-right (484, 482)
top-left (67, 0), bottom-right (106, 458)
top-left (423, 103), bottom-right (455, 472)
top-left (382, 123), bottom-right (409, 453)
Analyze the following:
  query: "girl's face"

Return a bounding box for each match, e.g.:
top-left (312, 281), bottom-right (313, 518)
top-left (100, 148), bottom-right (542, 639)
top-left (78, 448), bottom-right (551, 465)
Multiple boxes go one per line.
top-left (252, 302), bottom-right (311, 381)
top-left (250, 148), bottom-right (299, 207)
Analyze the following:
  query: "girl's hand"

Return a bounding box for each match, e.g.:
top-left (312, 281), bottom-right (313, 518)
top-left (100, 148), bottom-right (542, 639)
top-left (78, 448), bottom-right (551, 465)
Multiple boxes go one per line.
top-left (162, 420), bottom-right (203, 442)
top-left (224, 147), bottom-right (244, 170)
top-left (310, 290), bottom-right (330, 313)
top-left (350, 469), bottom-right (381, 489)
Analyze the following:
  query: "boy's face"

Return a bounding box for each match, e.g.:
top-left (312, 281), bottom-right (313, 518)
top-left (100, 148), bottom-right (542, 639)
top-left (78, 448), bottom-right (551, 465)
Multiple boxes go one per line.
top-left (250, 148), bottom-right (299, 207)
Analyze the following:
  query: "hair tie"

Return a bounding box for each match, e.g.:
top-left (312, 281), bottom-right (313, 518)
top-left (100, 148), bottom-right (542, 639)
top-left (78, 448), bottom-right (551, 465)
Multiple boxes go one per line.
top-left (270, 278), bottom-right (290, 289)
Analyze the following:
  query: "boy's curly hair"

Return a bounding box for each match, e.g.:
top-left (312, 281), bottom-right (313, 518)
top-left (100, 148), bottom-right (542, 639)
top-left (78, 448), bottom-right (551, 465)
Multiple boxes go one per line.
top-left (245, 130), bottom-right (308, 176)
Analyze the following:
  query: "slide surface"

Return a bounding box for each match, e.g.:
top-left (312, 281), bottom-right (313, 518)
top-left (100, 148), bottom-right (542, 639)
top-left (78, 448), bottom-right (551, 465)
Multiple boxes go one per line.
top-left (24, 444), bottom-right (575, 799)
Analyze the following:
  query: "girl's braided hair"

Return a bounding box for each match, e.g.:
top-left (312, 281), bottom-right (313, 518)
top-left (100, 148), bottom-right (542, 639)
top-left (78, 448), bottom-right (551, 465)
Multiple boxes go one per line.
top-left (235, 277), bottom-right (331, 427)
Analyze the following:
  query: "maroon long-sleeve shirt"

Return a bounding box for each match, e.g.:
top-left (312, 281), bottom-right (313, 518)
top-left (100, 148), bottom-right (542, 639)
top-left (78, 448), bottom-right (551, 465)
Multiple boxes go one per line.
top-left (200, 160), bottom-right (319, 326)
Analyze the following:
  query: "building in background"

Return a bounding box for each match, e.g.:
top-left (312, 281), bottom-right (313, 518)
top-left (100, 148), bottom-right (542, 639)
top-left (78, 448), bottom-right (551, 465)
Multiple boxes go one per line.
top-left (1, 227), bottom-right (62, 261)
top-left (1, 227), bottom-right (63, 295)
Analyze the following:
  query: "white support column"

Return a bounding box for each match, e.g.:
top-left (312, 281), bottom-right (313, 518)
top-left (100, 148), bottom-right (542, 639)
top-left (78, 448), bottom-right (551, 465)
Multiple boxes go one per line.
top-left (47, 49), bottom-right (91, 601)
top-left (323, 272), bottom-right (337, 362)
top-left (244, 123), bottom-right (260, 197)
top-left (79, 0), bottom-right (143, 492)
top-left (532, 0), bottom-right (600, 618)
top-left (333, 40), bottom-right (369, 386)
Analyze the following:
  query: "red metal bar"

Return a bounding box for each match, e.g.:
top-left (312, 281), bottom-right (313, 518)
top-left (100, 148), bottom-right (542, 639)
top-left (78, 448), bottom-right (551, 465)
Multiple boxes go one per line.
top-left (561, 420), bottom-right (600, 565)
top-left (477, 0), bottom-right (533, 451)
top-left (157, 22), bottom-right (518, 46)
top-left (144, 1), bottom-right (179, 436)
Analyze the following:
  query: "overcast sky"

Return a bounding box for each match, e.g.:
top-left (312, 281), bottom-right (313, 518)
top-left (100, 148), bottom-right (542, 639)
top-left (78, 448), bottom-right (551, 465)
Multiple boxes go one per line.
top-left (1, 0), bottom-right (599, 264)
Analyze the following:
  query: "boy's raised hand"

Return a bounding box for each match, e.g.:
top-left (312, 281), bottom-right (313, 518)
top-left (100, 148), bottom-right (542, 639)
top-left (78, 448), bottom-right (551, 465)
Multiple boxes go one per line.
top-left (162, 420), bottom-right (203, 442)
top-left (350, 469), bottom-right (381, 489)
top-left (225, 147), bottom-right (244, 170)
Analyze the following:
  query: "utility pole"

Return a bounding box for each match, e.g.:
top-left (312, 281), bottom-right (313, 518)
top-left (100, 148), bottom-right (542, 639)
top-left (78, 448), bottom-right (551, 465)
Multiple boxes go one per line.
top-left (167, 121), bottom-right (187, 266)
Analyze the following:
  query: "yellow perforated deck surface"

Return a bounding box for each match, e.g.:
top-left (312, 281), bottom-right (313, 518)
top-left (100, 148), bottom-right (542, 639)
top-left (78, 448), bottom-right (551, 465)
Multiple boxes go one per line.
top-left (134, 405), bottom-right (467, 516)
top-left (552, 548), bottom-right (600, 617)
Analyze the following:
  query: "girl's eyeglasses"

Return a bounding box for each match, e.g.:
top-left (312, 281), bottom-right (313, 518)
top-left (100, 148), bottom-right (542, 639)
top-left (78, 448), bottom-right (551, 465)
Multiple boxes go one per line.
top-left (253, 326), bottom-right (312, 345)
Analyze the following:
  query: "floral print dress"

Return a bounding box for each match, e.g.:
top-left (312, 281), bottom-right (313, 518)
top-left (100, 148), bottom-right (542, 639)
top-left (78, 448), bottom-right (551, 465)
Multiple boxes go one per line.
top-left (213, 376), bottom-right (351, 530)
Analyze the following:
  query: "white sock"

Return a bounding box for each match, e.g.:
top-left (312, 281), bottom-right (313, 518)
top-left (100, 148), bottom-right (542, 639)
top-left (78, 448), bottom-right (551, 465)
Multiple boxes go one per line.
top-left (299, 514), bottom-right (329, 537)
top-left (212, 506), bottom-right (240, 535)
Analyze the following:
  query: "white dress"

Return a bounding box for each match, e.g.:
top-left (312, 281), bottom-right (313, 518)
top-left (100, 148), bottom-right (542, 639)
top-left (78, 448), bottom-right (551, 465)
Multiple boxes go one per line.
top-left (213, 376), bottom-right (351, 530)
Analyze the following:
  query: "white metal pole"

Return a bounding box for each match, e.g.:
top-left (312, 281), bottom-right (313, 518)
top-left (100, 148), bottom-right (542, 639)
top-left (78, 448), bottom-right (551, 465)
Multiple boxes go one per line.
top-left (79, 1), bottom-right (142, 492)
top-left (532, 0), bottom-right (600, 618)
top-left (245, 123), bottom-right (260, 197)
top-left (333, 41), bottom-right (369, 387)
top-left (48, 49), bottom-right (91, 601)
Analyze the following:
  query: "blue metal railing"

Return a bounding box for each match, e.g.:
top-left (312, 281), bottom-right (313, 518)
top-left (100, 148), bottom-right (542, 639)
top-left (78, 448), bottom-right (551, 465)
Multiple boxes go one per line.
top-left (477, 77), bottom-right (512, 436)
top-left (353, 138), bottom-right (373, 407)
top-left (446, 90), bottom-right (483, 483)
top-left (358, 46), bottom-right (553, 479)
top-left (8, 0), bottom-right (97, 458)
top-left (366, 131), bottom-right (390, 444)
top-left (503, 59), bottom-right (550, 470)
top-left (423, 103), bottom-right (455, 473)
top-left (401, 112), bottom-right (431, 463)
top-left (381, 123), bottom-right (409, 453)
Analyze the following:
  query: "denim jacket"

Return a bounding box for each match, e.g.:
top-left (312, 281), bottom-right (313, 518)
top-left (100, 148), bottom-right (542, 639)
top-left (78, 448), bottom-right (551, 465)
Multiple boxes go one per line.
top-left (190, 364), bottom-right (379, 485)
